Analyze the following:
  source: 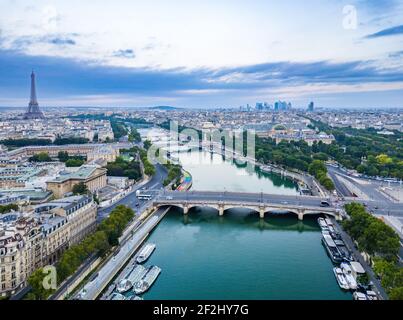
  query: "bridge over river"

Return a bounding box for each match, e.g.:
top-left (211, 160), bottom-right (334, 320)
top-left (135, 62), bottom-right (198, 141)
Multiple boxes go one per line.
top-left (153, 190), bottom-right (342, 220)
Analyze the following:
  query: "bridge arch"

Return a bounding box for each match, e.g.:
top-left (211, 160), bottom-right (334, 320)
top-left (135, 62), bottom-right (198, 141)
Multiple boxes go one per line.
top-left (304, 210), bottom-right (336, 218)
top-left (153, 199), bottom-right (340, 220)
top-left (186, 204), bottom-right (220, 213)
top-left (156, 204), bottom-right (184, 212)
top-left (222, 205), bottom-right (260, 213)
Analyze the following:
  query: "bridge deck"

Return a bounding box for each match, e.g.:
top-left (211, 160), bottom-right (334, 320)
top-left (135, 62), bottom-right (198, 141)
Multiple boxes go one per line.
top-left (154, 190), bottom-right (339, 217)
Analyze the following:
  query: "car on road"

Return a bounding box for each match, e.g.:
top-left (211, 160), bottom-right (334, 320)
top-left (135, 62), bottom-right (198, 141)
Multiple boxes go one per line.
top-left (166, 196), bottom-right (173, 200)
top-left (320, 201), bottom-right (330, 207)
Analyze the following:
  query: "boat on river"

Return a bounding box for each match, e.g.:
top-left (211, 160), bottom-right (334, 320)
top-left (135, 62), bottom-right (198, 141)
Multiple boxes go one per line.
top-left (116, 265), bottom-right (147, 293)
top-left (353, 291), bottom-right (367, 300)
top-left (133, 266), bottom-right (161, 294)
top-left (333, 267), bottom-right (350, 290)
top-left (365, 290), bottom-right (378, 300)
top-left (317, 218), bottom-right (329, 231)
top-left (136, 243), bottom-right (156, 264)
top-left (110, 292), bottom-right (126, 300)
top-left (325, 218), bottom-right (334, 227)
top-left (341, 262), bottom-right (358, 290)
top-left (322, 234), bottom-right (343, 263)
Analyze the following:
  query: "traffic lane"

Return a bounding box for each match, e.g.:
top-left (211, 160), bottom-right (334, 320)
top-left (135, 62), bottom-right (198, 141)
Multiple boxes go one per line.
top-left (327, 169), bottom-right (353, 197)
top-left (98, 163), bottom-right (167, 219)
top-left (163, 190), bottom-right (324, 200)
top-left (327, 166), bottom-right (392, 202)
top-left (329, 165), bottom-right (400, 187)
top-left (97, 197), bottom-right (151, 222)
top-left (159, 192), bottom-right (327, 207)
top-left (79, 209), bottom-right (166, 300)
top-left (162, 192), bottom-right (323, 203)
top-left (359, 201), bottom-right (403, 216)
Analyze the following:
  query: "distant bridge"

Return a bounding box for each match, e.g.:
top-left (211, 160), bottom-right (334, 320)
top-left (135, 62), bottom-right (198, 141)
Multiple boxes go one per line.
top-left (153, 191), bottom-right (341, 220)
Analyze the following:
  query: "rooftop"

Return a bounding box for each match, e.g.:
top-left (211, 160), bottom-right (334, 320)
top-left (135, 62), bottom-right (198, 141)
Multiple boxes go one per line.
top-left (51, 165), bottom-right (99, 182)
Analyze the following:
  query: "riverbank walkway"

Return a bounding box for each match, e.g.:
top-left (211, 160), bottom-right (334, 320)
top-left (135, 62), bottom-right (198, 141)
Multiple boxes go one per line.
top-left (75, 207), bottom-right (169, 300)
top-left (333, 219), bottom-right (388, 300)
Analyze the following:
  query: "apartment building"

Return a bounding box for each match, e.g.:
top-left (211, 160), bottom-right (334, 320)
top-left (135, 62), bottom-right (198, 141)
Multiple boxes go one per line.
top-left (0, 195), bottom-right (97, 297)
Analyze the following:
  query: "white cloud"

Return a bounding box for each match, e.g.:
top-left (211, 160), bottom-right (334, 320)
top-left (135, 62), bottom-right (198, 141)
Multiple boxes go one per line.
top-left (0, 0), bottom-right (402, 70)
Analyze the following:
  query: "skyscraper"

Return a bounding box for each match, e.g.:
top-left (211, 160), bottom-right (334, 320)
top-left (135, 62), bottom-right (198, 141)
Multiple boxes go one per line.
top-left (24, 71), bottom-right (45, 119)
top-left (308, 101), bottom-right (314, 112)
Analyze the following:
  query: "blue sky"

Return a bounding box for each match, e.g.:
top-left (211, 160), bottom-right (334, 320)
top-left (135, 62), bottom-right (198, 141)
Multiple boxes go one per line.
top-left (0, 0), bottom-right (402, 108)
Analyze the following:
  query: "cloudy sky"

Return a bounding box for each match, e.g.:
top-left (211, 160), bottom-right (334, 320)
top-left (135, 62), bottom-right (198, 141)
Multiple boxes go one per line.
top-left (0, 0), bottom-right (402, 108)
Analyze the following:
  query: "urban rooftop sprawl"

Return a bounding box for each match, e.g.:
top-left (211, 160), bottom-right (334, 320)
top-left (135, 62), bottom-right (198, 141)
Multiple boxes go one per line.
top-left (0, 72), bottom-right (402, 301)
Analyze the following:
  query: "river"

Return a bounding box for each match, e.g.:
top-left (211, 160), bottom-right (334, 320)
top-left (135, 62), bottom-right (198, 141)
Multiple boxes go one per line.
top-left (137, 129), bottom-right (351, 299)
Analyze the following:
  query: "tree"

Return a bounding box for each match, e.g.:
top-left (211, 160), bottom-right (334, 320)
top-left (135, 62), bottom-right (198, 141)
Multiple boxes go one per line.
top-left (58, 151), bottom-right (69, 162)
top-left (308, 160), bottom-right (327, 176)
top-left (373, 258), bottom-right (403, 297)
top-left (29, 152), bottom-right (52, 162)
top-left (106, 157), bottom-right (142, 180)
top-left (65, 158), bottom-right (85, 167)
top-left (319, 176), bottom-right (335, 191)
top-left (139, 149), bottom-right (155, 176)
top-left (312, 152), bottom-right (328, 161)
top-left (0, 138), bottom-right (52, 148)
top-left (143, 139), bottom-right (152, 150)
top-left (110, 121), bottom-right (128, 140)
top-left (128, 129), bottom-right (141, 142)
top-left (389, 287), bottom-right (403, 300)
top-left (27, 268), bottom-right (55, 300)
top-left (357, 273), bottom-right (370, 286)
top-left (54, 137), bottom-right (89, 145)
top-left (344, 203), bottom-right (400, 261)
top-left (0, 203), bottom-right (18, 214)
top-left (376, 154), bottom-right (393, 165)
top-left (72, 182), bottom-right (88, 195)
top-left (356, 164), bottom-right (367, 173)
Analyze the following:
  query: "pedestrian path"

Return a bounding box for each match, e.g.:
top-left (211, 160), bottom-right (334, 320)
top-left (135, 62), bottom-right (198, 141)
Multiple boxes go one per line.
top-left (333, 220), bottom-right (388, 300)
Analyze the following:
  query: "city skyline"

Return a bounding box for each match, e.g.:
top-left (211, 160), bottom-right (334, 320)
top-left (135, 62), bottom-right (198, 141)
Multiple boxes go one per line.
top-left (0, 0), bottom-right (403, 108)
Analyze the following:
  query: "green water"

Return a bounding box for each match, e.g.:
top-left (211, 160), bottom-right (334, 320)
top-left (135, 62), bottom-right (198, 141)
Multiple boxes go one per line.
top-left (176, 150), bottom-right (298, 194)
top-left (144, 209), bottom-right (350, 299)
top-left (143, 149), bottom-right (351, 299)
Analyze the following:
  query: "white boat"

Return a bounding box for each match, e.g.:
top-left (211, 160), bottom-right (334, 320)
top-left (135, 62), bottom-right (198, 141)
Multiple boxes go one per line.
top-left (116, 265), bottom-right (147, 293)
top-left (341, 262), bottom-right (358, 290)
top-left (325, 218), bottom-right (333, 227)
top-left (136, 243), bottom-right (156, 264)
top-left (333, 267), bottom-right (350, 290)
top-left (260, 165), bottom-right (273, 173)
top-left (317, 218), bottom-right (329, 230)
top-left (133, 266), bottom-right (161, 294)
top-left (322, 230), bottom-right (330, 237)
top-left (322, 234), bottom-right (343, 263)
top-left (110, 292), bottom-right (126, 300)
top-left (366, 291), bottom-right (378, 300)
top-left (353, 292), bottom-right (367, 300)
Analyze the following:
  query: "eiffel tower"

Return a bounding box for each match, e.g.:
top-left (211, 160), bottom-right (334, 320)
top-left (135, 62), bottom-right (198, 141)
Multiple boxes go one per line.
top-left (24, 71), bottom-right (45, 119)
